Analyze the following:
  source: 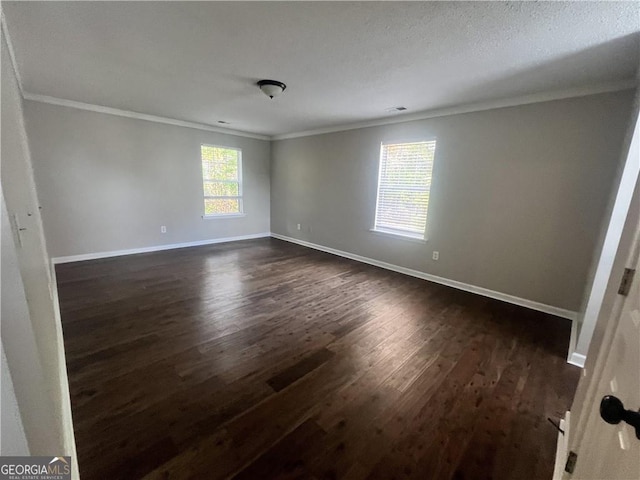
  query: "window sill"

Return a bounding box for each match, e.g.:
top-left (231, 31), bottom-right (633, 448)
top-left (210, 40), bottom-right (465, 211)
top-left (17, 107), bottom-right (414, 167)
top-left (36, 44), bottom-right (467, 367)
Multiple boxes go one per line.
top-left (369, 228), bottom-right (427, 244)
top-left (202, 213), bottom-right (246, 219)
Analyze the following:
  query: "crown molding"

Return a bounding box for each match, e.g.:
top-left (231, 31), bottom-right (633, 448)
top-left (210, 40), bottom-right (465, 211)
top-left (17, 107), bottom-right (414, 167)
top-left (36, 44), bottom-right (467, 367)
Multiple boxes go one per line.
top-left (18, 80), bottom-right (638, 143)
top-left (20, 80), bottom-right (638, 144)
top-left (6, 2), bottom-right (636, 145)
top-left (7, 7), bottom-right (266, 142)
top-left (272, 79), bottom-right (638, 141)
top-left (21, 93), bottom-right (270, 141)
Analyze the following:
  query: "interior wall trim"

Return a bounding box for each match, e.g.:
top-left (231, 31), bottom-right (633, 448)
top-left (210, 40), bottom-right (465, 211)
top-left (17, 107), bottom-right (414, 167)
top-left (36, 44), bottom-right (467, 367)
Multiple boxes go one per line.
top-left (21, 93), bottom-right (270, 141)
top-left (19, 84), bottom-right (637, 144)
top-left (47, 259), bottom-right (80, 473)
top-left (4, 6), bottom-right (636, 144)
top-left (566, 316), bottom-right (583, 367)
top-left (568, 352), bottom-right (587, 368)
top-left (271, 232), bottom-right (579, 322)
top-left (272, 80), bottom-right (637, 140)
top-left (51, 232), bottom-right (271, 264)
top-left (552, 411), bottom-right (571, 480)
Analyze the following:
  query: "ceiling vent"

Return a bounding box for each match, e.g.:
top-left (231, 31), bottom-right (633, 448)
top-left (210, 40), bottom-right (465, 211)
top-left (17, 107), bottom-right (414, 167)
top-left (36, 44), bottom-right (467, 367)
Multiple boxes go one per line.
top-left (385, 106), bottom-right (407, 112)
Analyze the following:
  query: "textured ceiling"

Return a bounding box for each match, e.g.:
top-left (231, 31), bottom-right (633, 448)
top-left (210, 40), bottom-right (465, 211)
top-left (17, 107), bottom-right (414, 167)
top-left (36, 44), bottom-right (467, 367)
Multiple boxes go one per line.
top-left (3, 1), bottom-right (639, 136)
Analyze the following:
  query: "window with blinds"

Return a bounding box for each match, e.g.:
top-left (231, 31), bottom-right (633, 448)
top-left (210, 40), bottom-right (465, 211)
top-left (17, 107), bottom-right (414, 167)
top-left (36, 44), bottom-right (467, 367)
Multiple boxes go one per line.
top-left (201, 145), bottom-right (243, 216)
top-left (374, 141), bottom-right (436, 240)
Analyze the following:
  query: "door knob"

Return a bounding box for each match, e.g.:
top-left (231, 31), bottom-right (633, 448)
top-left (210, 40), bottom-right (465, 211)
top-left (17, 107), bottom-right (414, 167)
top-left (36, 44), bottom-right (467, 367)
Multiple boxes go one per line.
top-left (600, 395), bottom-right (640, 440)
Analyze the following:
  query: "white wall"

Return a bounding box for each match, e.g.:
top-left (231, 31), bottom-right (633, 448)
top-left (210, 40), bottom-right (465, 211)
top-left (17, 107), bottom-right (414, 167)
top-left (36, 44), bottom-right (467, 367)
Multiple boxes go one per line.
top-left (1, 344), bottom-right (29, 456)
top-left (271, 91), bottom-right (635, 313)
top-left (568, 161), bottom-right (639, 448)
top-left (1, 23), bottom-right (78, 476)
top-left (1, 188), bottom-right (57, 454)
top-left (23, 101), bottom-right (271, 260)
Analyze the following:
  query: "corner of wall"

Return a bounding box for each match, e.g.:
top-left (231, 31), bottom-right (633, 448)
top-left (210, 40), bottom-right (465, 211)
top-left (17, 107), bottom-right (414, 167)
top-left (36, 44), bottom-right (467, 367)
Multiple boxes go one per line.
top-left (573, 90), bottom-right (640, 361)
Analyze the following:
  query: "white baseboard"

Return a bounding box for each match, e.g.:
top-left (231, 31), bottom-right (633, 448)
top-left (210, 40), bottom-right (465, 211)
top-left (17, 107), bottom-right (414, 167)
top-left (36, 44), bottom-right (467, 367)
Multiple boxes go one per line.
top-left (51, 232), bottom-right (271, 264)
top-left (271, 233), bottom-right (578, 321)
top-left (553, 411), bottom-right (570, 480)
top-left (568, 352), bottom-right (586, 368)
top-left (566, 317), bottom-right (585, 368)
top-left (48, 259), bottom-right (80, 475)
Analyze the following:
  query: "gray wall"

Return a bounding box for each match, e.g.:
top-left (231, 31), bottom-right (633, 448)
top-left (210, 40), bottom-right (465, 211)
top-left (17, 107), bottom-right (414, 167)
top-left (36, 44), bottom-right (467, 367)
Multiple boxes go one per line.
top-left (271, 91), bottom-right (635, 312)
top-left (574, 91), bottom-right (639, 351)
top-left (24, 101), bottom-right (271, 259)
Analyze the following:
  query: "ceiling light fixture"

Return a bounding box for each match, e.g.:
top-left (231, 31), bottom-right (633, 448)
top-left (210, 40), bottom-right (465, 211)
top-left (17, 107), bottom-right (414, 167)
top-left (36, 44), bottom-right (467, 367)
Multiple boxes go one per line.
top-left (257, 79), bottom-right (287, 99)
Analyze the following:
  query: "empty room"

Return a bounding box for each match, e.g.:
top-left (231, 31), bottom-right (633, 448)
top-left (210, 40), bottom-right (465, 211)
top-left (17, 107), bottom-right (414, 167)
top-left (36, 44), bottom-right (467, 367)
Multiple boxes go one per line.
top-left (1, 1), bottom-right (639, 479)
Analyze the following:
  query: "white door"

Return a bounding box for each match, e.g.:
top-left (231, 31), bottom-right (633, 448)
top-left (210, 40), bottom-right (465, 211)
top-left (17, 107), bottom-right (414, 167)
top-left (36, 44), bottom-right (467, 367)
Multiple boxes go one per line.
top-left (566, 224), bottom-right (640, 479)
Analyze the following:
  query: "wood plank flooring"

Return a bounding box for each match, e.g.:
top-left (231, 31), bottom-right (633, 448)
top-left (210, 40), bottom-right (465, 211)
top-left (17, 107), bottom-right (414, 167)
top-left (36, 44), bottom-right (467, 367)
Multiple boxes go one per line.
top-left (56, 238), bottom-right (580, 480)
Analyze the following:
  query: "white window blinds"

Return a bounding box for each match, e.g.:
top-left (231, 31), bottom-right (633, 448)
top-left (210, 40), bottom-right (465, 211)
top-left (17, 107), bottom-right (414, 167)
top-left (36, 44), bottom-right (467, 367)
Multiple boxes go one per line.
top-left (374, 141), bottom-right (436, 240)
top-left (201, 145), bottom-right (243, 216)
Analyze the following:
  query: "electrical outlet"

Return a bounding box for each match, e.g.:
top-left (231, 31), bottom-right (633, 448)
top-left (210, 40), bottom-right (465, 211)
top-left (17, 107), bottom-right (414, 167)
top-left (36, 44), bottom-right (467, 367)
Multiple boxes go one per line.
top-left (432, 251), bottom-right (439, 261)
top-left (161, 226), bottom-right (167, 233)
top-left (297, 223), bottom-right (301, 231)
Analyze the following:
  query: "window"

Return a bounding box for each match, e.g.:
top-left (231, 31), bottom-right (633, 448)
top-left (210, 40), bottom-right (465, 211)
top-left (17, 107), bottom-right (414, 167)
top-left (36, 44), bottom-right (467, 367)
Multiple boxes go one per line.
top-left (201, 145), bottom-right (243, 216)
top-left (374, 141), bottom-right (436, 240)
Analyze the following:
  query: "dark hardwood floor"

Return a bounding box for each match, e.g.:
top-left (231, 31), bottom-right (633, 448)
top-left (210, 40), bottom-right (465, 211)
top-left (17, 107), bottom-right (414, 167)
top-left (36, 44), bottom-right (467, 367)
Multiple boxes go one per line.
top-left (56, 238), bottom-right (580, 480)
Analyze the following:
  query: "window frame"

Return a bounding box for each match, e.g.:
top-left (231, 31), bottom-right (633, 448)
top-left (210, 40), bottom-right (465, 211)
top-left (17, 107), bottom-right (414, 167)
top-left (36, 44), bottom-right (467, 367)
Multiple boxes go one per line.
top-left (372, 140), bottom-right (436, 242)
top-left (200, 143), bottom-right (244, 219)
